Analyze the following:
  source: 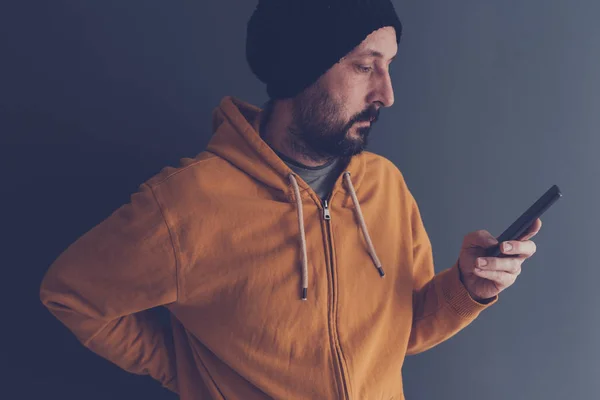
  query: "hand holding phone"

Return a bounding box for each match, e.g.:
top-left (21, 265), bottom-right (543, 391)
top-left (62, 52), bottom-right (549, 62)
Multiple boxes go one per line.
top-left (485, 184), bottom-right (562, 258)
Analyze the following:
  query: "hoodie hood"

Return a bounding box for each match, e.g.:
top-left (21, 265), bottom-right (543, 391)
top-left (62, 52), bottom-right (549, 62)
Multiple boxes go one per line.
top-left (206, 96), bottom-right (384, 299)
top-left (206, 96), bottom-right (368, 202)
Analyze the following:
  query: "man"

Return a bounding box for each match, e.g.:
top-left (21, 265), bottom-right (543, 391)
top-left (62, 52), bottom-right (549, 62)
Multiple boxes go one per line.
top-left (40, 0), bottom-right (542, 399)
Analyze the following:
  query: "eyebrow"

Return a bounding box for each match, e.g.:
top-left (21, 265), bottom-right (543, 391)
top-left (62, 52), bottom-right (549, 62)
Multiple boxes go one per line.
top-left (355, 49), bottom-right (397, 62)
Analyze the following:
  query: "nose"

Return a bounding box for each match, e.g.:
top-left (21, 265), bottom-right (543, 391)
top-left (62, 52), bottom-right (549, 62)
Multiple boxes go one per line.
top-left (370, 70), bottom-right (394, 108)
top-left (380, 71), bottom-right (394, 107)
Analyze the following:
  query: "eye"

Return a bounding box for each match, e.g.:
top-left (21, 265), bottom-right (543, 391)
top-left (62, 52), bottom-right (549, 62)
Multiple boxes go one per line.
top-left (356, 64), bottom-right (373, 73)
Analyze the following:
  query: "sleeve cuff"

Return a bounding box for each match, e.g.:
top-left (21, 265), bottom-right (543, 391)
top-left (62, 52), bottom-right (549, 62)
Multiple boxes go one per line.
top-left (434, 260), bottom-right (498, 319)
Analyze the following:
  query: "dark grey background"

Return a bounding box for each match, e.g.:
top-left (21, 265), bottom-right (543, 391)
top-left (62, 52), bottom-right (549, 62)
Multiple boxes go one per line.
top-left (1, 1), bottom-right (596, 399)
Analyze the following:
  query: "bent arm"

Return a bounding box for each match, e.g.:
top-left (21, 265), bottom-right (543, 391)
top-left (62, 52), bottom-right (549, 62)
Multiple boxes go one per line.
top-left (40, 182), bottom-right (179, 393)
top-left (405, 193), bottom-right (497, 355)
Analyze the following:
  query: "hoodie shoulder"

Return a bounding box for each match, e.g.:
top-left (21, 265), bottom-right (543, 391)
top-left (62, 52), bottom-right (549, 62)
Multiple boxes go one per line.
top-left (144, 151), bottom-right (220, 189)
top-left (361, 151), bottom-right (415, 216)
top-left (362, 151), bottom-right (408, 187)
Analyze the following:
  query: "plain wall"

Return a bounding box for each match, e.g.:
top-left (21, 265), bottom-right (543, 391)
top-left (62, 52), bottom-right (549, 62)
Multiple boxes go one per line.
top-left (1, 1), bottom-right (597, 398)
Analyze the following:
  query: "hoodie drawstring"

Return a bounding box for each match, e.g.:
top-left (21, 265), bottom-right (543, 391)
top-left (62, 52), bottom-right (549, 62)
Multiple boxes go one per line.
top-left (288, 173), bottom-right (309, 300)
top-left (288, 171), bottom-right (385, 301)
top-left (342, 172), bottom-right (386, 278)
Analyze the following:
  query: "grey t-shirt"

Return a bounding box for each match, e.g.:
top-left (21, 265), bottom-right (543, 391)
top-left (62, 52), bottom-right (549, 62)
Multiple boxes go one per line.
top-left (271, 147), bottom-right (347, 203)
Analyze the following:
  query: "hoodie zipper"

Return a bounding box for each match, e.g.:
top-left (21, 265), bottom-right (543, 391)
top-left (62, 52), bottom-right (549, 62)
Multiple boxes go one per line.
top-left (323, 200), bottom-right (331, 220)
top-left (322, 197), bottom-right (351, 400)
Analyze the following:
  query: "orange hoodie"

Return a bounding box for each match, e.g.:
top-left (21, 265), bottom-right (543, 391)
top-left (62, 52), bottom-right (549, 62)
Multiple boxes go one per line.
top-left (40, 95), bottom-right (498, 399)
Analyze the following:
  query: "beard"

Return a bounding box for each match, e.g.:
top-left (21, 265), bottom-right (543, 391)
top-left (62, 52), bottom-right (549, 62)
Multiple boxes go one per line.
top-left (288, 80), bottom-right (380, 163)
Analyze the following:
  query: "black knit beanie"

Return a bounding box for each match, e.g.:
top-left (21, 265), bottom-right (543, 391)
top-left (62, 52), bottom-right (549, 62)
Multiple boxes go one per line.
top-left (246, 0), bottom-right (403, 100)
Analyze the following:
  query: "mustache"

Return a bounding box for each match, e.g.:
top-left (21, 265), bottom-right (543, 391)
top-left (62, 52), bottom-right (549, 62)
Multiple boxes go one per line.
top-left (353, 107), bottom-right (380, 124)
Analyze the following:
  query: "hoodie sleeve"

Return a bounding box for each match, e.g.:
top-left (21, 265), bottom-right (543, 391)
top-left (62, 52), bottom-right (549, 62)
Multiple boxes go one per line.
top-left (405, 192), bottom-right (498, 356)
top-left (39, 182), bottom-right (179, 393)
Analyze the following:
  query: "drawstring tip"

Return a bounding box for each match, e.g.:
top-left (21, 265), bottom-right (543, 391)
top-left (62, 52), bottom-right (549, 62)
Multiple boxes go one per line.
top-left (377, 266), bottom-right (385, 277)
top-left (301, 288), bottom-right (307, 300)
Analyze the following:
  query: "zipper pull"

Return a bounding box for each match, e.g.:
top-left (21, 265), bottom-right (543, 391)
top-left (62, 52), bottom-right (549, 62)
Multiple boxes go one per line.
top-left (323, 200), bottom-right (331, 220)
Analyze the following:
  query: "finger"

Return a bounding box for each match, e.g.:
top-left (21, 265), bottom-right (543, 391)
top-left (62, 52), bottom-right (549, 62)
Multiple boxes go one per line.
top-left (499, 240), bottom-right (537, 257)
top-left (519, 218), bottom-right (542, 240)
top-left (466, 229), bottom-right (498, 248)
top-left (473, 268), bottom-right (517, 288)
top-left (476, 256), bottom-right (522, 274)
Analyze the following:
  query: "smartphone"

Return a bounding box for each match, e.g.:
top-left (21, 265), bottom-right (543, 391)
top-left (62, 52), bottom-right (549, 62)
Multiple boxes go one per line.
top-left (485, 184), bottom-right (563, 258)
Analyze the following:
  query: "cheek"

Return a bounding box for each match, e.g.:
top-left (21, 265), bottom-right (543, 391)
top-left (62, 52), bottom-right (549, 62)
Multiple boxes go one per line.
top-left (327, 93), bottom-right (352, 123)
top-left (336, 88), bottom-right (363, 117)
top-left (345, 82), bottom-right (370, 112)
top-left (323, 72), bottom-right (367, 121)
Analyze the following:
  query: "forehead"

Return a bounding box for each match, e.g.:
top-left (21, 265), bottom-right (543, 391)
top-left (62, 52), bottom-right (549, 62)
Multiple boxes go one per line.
top-left (351, 26), bottom-right (398, 58)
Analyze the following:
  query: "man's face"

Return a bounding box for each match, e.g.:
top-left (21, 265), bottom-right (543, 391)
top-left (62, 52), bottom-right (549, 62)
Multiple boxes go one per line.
top-left (289, 26), bottom-right (398, 161)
